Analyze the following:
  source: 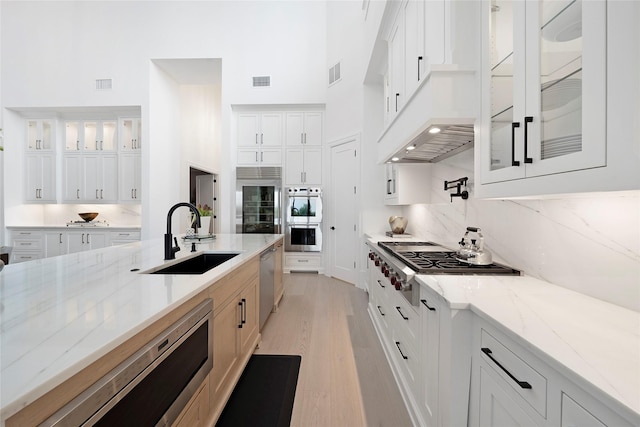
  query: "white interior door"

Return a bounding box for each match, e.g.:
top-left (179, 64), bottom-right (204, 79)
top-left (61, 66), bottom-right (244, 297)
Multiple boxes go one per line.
top-left (329, 137), bottom-right (359, 284)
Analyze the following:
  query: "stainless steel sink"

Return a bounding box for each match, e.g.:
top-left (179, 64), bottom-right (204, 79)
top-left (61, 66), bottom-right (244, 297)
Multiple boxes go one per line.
top-left (147, 252), bottom-right (240, 275)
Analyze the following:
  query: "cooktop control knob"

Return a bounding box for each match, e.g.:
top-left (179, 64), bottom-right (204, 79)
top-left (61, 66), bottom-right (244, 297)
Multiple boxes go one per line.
top-left (375, 259), bottom-right (380, 267)
top-left (369, 252), bottom-right (374, 260)
top-left (384, 267), bottom-right (391, 277)
top-left (390, 276), bottom-right (397, 286)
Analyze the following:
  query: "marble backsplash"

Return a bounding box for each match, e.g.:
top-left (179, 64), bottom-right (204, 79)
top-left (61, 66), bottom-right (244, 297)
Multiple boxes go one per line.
top-left (402, 151), bottom-right (640, 312)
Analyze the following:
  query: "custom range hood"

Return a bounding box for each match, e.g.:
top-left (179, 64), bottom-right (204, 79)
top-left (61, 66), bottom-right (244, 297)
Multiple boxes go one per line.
top-left (376, 65), bottom-right (477, 164)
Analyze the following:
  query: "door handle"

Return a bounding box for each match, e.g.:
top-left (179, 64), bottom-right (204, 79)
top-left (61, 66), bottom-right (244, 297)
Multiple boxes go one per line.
top-left (523, 116), bottom-right (533, 164)
top-left (481, 348), bottom-right (532, 389)
top-left (511, 122), bottom-right (521, 166)
top-left (238, 301), bottom-right (244, 328)
top-left (418, 56), bottom-right (423, 81)
top-left (87, 234), bottom-right (91, 244)
top-left (82, 233), bottom-right (85, 244)
top-left (395, 93), bottom-right (400, 112)
top-left (330, 226), bottom-right (335, 230)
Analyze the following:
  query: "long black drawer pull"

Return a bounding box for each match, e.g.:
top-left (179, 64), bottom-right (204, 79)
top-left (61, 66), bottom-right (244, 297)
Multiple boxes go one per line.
top-left (481, 347), bottom-right (532, 389)
top-left (377, 305), bottom-right (385, 316)
top-left (421, 299), bottom-right (436, 311)
top-left (395, 342), bottom-right (408, 360)
top-left (377, 279), bottom-right (385, 289)
top-left (395, 306), bottom-right (409, 320)
top-left (511, 122), bottom-right (521, 166)
top-left (524, 116), bottom-right (533, 164)
top-left (238, 301), bottom-right (244, 329)
top-left (241, 298), bottom-right (247, 324)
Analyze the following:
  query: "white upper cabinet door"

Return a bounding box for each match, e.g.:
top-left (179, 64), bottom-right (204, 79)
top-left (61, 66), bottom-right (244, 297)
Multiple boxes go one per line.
top-left (285, 148), bottom-right (304, 185)
top-left (83, 121), bottom-right (117, 151)
top-left (388, 16), bottom-right (405, 117)
top-left (302, 147), bottom-right (322, 184)
top-left (119, 118), bottom-right (142, 151)
top-left (481, 0), bottom-right (606, 186)
top-left (119, 153), bottom-right (141, 202)
top-left (302, 112), bottom-right (323, 146)
top-left (285, 112), bottom-right (323, 146)
top-left (285, 113), bottom-right (305, 146)
top-left (65, 121), bottom-right (81, 151)
top-left (404, 0), bottom-right (422, 97)
top-left (259, 113), bottom-right (283, 147)
top-left (26, 154), bottom-right (56, 202)
top-left (63, 155), bottom-right (83, 202)
top-left (237, 114), bottom-right (261, 147)
top-left (26, 119), bottom-right (54, 151)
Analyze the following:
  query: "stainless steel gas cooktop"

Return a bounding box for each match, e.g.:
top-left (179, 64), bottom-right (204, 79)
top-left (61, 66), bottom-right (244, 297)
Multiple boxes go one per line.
top-left (377, 241), bottom-right (520, 276)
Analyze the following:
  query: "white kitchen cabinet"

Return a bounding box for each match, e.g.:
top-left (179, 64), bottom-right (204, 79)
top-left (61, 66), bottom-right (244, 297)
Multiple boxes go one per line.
top-left (237, 112), bottom-right (282, 147)
top-left (26, 119), bottom-right (54, 151)
top-left (470, 317), bottom-right (638, 427)
top-left (26, 153), bottom-right (56, 203)
top-left (67, 231), bottom-right (108, 254)
top-left (284, 112), bottom-right (323, 146)
top-left (44, 231), bottom-right (67, 258)
top-left (237, 112), bottom-right (283, 166)
top-left (388, 14), bottom-right (405, 120)
top-left (63, 154), bottom-right (118, 203)
top-left (479, 0), bottom-right (607, 189)
top-left (119, 117), bottom-right (142, 151)
top-left (284, 147), bottom-right (321, 185)
top-left (65, 120), bottom-right (117, 152)
top-left (110, 230), bottom-right (141, 246)
top-left (9, 229), bottom-right (43, 262)
top-left (119, 153), bottom-right (141, 202)
top-left (419, 293), bottom-right (440, 426)
top-left (384, 163), bottom-right (431, 205)
top-left (237, 147), bottom-right (282, 166)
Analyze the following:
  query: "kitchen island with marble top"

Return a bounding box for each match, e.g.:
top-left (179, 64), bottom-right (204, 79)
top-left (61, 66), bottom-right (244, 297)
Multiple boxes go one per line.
top-left (0, 233), bottom-right (282, 427)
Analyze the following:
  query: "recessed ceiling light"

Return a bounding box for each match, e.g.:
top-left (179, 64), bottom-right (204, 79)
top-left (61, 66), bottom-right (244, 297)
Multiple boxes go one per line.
top-left (391, 157), bottom-right (399, 162)
top-left (429, 127), bottom-right (441, 134)
top-left (406, 144), bottom-right (416, 151)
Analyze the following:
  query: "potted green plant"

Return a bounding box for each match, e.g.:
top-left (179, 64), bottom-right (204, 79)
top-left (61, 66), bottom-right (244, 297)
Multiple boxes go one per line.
top-left (196, 204), bottom-right (212, 235)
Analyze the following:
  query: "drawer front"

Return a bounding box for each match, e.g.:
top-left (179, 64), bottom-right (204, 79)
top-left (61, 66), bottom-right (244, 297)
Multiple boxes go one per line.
top-left (285, 254), bottom-right (321, 268)
top-left (389, 290), bottom-right (420, 343)
top-left (111, 231), bottom-right (141, 240)
top-left (12, 239), bottom-right (43, 250)
top-left (11, 251), bottom-right (42, 263)
top-left (391, 330), bottom-right (420, 395)
top-left (480, 329), bottom-right (547, 417)
top-left (561, 393), bottom-right (606, 427)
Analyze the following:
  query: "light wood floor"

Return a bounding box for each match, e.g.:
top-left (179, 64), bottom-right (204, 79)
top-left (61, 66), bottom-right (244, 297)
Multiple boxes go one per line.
top-left (254, 273), bottom-right (413, 427)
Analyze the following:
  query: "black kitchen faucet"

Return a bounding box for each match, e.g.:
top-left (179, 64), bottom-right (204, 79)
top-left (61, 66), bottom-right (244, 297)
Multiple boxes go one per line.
top-left (165, 202), bottom-right (201, 260)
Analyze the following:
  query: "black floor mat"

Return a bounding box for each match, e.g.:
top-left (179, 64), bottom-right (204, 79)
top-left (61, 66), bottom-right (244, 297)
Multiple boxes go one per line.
top-left (216, 354), bottom-right (301, 427)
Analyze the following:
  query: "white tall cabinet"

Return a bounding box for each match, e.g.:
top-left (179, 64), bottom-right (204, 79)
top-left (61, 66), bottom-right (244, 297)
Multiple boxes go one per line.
top-left (237, 112), bottom-right (283, 166)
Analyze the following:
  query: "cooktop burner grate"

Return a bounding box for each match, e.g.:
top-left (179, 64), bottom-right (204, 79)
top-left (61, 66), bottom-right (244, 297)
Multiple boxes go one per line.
top-left (378, 242), bottom-right (520, 275)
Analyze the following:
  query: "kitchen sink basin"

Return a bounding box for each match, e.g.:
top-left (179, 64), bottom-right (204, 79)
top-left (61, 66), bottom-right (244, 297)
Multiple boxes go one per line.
top-left (148, 252), bottom-right (240, 275)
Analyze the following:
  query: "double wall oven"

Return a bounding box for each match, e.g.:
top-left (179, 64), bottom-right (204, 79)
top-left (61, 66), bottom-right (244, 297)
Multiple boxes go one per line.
top-left (285, 187), bottom-right (322, 252)
top-left (368, 241), bottom-right (520, 306)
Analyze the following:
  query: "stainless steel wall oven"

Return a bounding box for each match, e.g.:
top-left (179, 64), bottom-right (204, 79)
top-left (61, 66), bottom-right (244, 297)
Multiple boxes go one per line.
top-left (42, 299), bottom-right (213, 427)
top-left (285, 187), bottom-right (322, 252)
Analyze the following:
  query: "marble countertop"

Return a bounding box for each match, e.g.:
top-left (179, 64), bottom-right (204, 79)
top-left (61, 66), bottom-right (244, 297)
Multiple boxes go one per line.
top-left (0, 233), bottom-right (282, 425)
top-left (366, 234), bottom-right (640, 420)
top-left (6, 225), bottom-right (141, 229)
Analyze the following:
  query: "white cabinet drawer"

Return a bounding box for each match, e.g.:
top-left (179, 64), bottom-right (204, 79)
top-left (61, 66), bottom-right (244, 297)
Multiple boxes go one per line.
top-left (285, 254), bottom-right (321, 268)
top-left (110, 231), bottom-right (141, 240)
top-left (480, 329), bottom-right (547, 417)
top-left (389, 290), bottom-right (420, 343)
top-left (11, 251), bottom-right (42, 263)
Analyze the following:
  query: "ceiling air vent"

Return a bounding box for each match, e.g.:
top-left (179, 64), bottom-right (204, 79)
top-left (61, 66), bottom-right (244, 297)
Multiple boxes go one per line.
top-left (95, 78), bottom-right (113, 91)
top-left (252, 76), bottom-right (271, 87)
top-left (329, 61), bottom-right (341, 86)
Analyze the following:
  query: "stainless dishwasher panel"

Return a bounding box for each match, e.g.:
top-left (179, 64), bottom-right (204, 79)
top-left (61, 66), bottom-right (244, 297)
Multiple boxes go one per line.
top-left (41, 299), bottom-right (213, 427)
top-left (260, 246), bottom-right (276, 329)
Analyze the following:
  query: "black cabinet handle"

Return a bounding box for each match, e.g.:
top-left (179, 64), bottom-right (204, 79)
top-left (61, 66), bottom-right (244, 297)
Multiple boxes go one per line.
top-left (238, 301), bottom-right (244, 328)
top-left (417, 56), bottom-right (423, 81)
top-left (421, 299), bottom-right (436, 311)
top-left (511, 122), bottom-right (521, 166)
top-left (395, 306), bottom-right (409, 320)
top-left (330, 226), bottom-right (335, 230)
top-left (395, 93), bottom-right (400, 112)
top-left (524, 116), bottom-right (533, 164)
top-left (481, 347), bottom-right (532, 389)
top-left (395, 341), bottom-right (408, 360)
top-left (377, 279), bottom-right (385, 289)
top-left (241, 298), bottom-right (247, 324)
top-left (377, 305), bottom-right (385, 316)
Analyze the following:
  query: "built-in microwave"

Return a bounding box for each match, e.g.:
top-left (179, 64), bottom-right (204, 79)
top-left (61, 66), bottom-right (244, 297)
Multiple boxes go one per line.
top-left (286, 187), bottom-right (322, 224)
top-left (285, 223), bottom-right (322, 252)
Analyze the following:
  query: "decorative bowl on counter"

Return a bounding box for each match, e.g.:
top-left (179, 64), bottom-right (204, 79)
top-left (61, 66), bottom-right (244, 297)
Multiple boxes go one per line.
top-left (389, 216), bottom-right (408, 234)
top-left (78, 212), bottom-right (99, 222)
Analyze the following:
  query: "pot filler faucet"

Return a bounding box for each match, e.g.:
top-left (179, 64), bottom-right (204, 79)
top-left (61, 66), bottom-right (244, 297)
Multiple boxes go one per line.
top-left (165, 202), bottom-right (201, 260)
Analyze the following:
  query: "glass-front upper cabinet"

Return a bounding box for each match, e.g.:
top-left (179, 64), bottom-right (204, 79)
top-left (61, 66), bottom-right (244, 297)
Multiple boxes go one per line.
top-left (65, 120), bottom-right (117, 151)
top-left (26, 119), bottom-right (54, 151)
top-left (481, 0), bottom-right (606, 185)
top-left (120, 118), bottom-right (142, 150)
